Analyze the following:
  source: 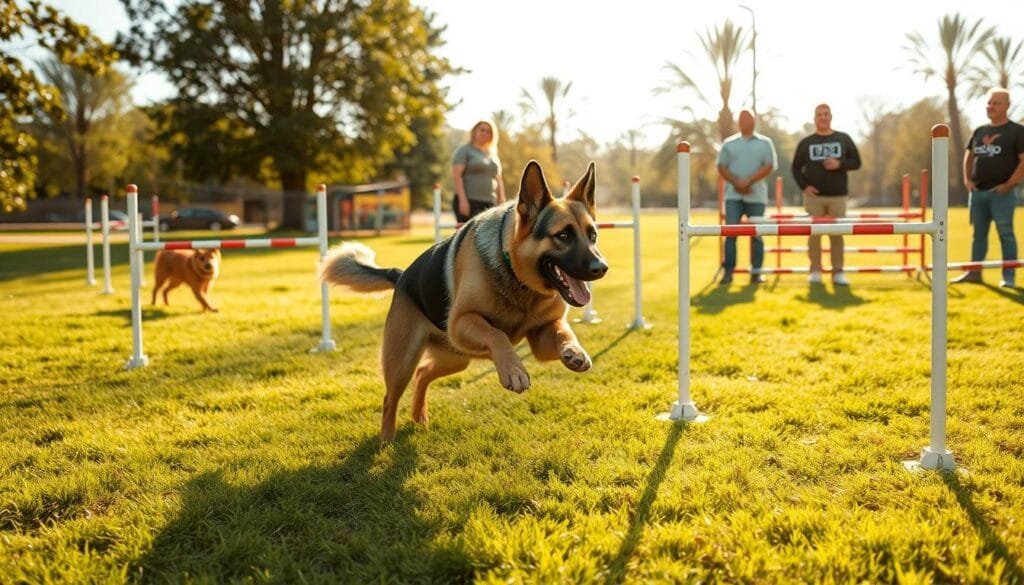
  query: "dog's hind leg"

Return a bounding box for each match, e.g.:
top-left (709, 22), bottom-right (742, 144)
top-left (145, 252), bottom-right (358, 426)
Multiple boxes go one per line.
top-left (380, 294), bottom-right (429, 442)
top-left (411, 344), bottom-right (469, 426)
top-left (162, 278), bottom-right (181, 306)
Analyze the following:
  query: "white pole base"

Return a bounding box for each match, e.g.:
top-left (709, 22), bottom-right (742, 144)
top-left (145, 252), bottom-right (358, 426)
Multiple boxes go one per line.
top-left (125, 355), bottom-right (150, 370)
top-left (101, 287), bottom-right (114, 295)
top-left (87, 278), bottom-right (96, 286)
top-left (311, 339), bottom-right (337, 353)
top-left (574, 308), bottom-right (601, 324)
top-left (903, 447), bottom-right (956, 471)
top-left (658, 401), bottom-right (709, 423)
top-left (628, 318), bottom-right (652, 331)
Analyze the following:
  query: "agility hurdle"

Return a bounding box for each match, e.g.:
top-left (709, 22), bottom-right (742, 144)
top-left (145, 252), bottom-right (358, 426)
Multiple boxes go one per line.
top-left (432, 179), bottom-right (649, 330)
top-left (668, 125), bottom-right (954, 472)
top-left (124, 184), bottom-right (336, 369)
top-left (85, 194), bottom-right (160, 292)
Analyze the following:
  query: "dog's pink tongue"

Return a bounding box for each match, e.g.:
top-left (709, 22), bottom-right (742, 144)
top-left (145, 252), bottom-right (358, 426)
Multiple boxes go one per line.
top-left (566, 274), bottom-right (591, 305)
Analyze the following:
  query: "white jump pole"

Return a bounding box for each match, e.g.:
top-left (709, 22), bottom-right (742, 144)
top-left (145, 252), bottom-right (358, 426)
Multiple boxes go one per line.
top-left (151, 195), bottom-right (160, 243)
top-left (125, 185), bottom-right (149, 370)
top-left (628, 176), bottom-right (648, 330)
top-left (661, 142), bottom-right (705, 422)
top-left (85, 197), bottom-right (96, 286)
top-left (314, 184), bottom-right (337, 353)
top-left (907, 125), bottom-right (954, 471)
top-left (100, 195), bottom-right (114, 295)
top-left (577, 175), bottom-right (600, 323)
top-left (433, 183), bottom-right (442, 243)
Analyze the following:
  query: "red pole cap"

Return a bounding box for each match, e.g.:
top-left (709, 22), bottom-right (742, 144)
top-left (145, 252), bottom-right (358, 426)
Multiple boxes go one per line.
top-left (631, 176), bottom-right (640, 183)
top-left (677, 142), bottom-right (691, 153)
top-left (931, 124), bottom-right (950, 138)
top-left (101, 194), bottom-right (108, 200)
top-left (126, 184), bottom-right (138, 193)
top-left (433, 183), bottom-right (441, 189)
top-left (317, 183), bottom-right (326, 191)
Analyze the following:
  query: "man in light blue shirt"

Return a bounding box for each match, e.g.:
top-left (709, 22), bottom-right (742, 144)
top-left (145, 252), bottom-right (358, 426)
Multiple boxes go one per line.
top-left (716, 110), bottom-right (778, 284)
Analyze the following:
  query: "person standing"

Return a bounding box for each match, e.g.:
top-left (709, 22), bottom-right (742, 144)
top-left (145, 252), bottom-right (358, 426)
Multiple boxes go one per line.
top-left (451, 119), bottom-right (506, 223)
top-left (951, 88), bottom-right (1024, 288)
top-left (791, 103), bottom-right (861, 286)
top-left (716, 109), bottom-right (778, 284)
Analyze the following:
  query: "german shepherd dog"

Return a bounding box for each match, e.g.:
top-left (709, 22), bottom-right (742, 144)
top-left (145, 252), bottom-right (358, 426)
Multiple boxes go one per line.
top-left (151, 248), bottom-right (221, 312)
top-left (322, 161), bottom-right (608, 441)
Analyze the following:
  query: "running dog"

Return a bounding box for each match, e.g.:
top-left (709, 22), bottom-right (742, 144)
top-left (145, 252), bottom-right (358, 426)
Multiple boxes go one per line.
top-left (151, 248), bottom-right (221, 312)
top-left (322, 161), bottom-right (608, 441)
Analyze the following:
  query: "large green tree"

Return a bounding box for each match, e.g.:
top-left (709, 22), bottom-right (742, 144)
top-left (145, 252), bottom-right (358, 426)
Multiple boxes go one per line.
top-left (0, 0), bottom-right (114, 212)
top-left (118, 0), bottom-right (454, 229)
top-left (31, 57), bottom-right (133, 199)
top-left (904, 14), bottom-right (993, 204)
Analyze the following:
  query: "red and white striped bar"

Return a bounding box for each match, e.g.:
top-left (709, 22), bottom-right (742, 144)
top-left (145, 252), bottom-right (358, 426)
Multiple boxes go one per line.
top-left (135, 237), bottom-right (320, 252)
top-left (939, 260), bottom-right (1024, 271)
top-left (766, 246), bottom-right (922, 253)
top-left (732, 265), bottom-right (918, 274)
top-left (690, 222), bottom-right (936, 237)
top-left (769, 211), bottom-right (923, 220)
top-left (749, 215), bottom-right (914, 224)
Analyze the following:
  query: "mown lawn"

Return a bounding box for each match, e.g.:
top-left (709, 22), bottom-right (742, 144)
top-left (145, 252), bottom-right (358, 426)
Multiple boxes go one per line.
top-left (1, 207), bottom-right (1022, 583)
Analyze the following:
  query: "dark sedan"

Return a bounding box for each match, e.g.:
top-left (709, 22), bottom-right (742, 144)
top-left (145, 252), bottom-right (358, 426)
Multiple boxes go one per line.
top-left (159, 207), bottom-right (240, 231)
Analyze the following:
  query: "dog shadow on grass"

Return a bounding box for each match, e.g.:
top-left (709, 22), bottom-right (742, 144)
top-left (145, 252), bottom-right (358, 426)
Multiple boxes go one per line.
top-left (798, 283), bottom-right (866, 310)
top-left (95, 307), bottom-right (175, 324)
top-left (941, 472), bottom-right (1024, 582)
top-left (605, 421), bottom-right (686, 584)
top-left (133, 429), bottom-right (476, 582)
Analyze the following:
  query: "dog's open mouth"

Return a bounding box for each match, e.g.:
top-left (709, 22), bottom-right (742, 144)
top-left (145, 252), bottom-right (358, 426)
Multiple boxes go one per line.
top-left (542, 259), bottom-right (591, 307)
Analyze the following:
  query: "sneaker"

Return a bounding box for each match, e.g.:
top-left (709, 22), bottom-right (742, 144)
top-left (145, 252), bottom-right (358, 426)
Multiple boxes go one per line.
top-left (833, 272), bottom-right (849, 286)
top-left (719, 272), bottom-right (733, 285)
top-left (951, 271), bottom-right (982, 284)
top-left (1000, 279), bottom-right (1016, 289)
top-left (751, 274), bottom-right (767, 284)
top-left (808, 271), bottom-right (823, 284)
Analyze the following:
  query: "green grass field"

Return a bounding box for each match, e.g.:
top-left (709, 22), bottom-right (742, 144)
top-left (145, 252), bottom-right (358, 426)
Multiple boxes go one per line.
top-left (1, 208), bottom-right (1022, 583)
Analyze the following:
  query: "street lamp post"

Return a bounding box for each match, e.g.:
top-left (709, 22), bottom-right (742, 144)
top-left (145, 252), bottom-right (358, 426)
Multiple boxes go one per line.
top-left (738, 4), bottom-right (757, 114)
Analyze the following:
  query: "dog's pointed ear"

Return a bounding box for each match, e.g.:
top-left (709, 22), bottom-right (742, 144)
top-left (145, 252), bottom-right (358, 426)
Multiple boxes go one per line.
top-left (565, 162), bottom-right (597, 217)
top-left (516, 160), bottom-right (553, 223)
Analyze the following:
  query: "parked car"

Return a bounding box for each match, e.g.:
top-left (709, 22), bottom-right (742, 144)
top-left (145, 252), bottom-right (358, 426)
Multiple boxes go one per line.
top-left (76, 209), bottom-right (130, 231)
top-left (159, 207), bottom-right (240, 231)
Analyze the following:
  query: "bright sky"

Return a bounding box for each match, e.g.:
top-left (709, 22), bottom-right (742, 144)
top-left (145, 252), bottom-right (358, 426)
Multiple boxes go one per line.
top-left (41, 0), bottom-right (1024, 147)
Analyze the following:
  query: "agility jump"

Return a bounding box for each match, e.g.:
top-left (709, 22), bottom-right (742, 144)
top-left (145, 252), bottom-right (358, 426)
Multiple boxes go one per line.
top-left (85, 193), bottom-right (160, 293)
top-left (669, 125), bottom-right (955, 472)
top-left (123, 184), bottom-right (336, 369)
top-left (432, 178), bottom-right (649, 330)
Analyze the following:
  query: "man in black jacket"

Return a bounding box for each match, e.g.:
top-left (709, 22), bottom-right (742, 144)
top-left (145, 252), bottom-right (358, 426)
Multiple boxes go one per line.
top-left (792, 103), bottom-right (862, 286)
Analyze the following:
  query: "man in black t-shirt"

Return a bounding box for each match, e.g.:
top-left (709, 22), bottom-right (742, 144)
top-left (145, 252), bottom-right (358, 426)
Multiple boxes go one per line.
top-left (792, 103), bottom-right (862, 286)
top-left (952, 88), bottom-right (1024, 288)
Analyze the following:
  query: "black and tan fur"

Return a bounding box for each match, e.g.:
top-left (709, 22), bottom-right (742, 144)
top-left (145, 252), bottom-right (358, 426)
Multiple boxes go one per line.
top-left (151, 248), bottom-right (221, 312)
top-left (322, 161), bottom-right (608, 441)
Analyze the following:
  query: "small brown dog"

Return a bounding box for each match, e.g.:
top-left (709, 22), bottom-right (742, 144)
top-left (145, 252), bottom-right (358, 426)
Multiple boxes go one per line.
top-left (151, 248), bottom-right (221, 312)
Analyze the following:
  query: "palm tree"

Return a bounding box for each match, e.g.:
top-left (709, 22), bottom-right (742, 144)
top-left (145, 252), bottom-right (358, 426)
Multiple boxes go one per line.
top-left (519, 76), bottom-right (573, 162)
top-left (904, 14), bottom-right (994, 202)
top-left (657, 19), bottom-right (749, 142)
top-left (34, 57), bottom-right (132, 198)
top-left (967, 36), bottom-right (1024, 115)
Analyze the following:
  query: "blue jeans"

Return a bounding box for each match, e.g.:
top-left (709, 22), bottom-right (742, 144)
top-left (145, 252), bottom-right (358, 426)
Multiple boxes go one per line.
top-left (969, 188), bottom-right (1018, 280)
top-left (723, 200), bottom-right (765, 273)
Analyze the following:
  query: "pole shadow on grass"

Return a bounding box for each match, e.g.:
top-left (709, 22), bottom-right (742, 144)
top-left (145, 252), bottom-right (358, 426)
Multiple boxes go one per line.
top-left (605, 421), bottom-right (685, 584)
top-left (132, 429), bottom-right (476, 583)
top-left (981, 282), bottom-right (1024, 305)
top-left (941, 472), bottom-right (1024, 583)
top-left (692, 282), bottom-right (759, 314)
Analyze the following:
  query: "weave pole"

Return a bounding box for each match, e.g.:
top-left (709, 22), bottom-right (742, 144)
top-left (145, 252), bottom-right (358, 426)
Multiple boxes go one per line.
top-left (125, 185), bottom-right (335, 369)
top-left (100, 195), bottom-right (114, 294)
top-left (432, 184), bottom-right (462, 243)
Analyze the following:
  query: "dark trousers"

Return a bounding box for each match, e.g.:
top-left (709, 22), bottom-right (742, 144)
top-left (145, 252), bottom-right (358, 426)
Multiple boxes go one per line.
top-left (453, 196), bottom-right (495, 223)
top-left (723, 199), bottom-right (766, 273)
top-left (969, 188), bottom-right (1018, 280)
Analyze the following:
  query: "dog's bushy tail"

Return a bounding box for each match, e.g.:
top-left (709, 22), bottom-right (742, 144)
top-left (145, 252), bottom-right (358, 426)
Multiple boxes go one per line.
top-left (320, 242), bottom-right (401, 292)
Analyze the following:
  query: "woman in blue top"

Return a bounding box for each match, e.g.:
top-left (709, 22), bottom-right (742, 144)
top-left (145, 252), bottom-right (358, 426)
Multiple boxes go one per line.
top-left (451, 119), bottom-right (506, 222)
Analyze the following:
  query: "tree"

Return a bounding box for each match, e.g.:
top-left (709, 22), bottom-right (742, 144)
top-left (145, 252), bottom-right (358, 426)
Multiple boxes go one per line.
top-left (519, 76), bottom-right (573, 163)
top-left (904, 14), bottom-right (994, 204)
top-left (968, 36), bottom-right (1024, 115)
top-left (119, 0), bottom-right (455, 229)
top-left (657, 19), bottom-right (749, 142)
top-left (0, 0), bottom-right (114, 212)
top-left (31, 57), bottom-right (133, 199)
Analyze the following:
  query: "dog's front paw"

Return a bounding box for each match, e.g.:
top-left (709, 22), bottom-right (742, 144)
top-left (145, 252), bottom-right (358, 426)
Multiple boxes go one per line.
top-left (561, 344), bottom-right (592, 372)
top-left (207, 306), bottom-right (219, 313)
top-left (497, 361), bottom-right (531, 394)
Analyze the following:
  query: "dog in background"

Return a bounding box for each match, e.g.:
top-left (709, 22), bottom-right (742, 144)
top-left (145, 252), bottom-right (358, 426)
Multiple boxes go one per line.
top-left (322, 161), bottom-right (608, 441)
top-left (151, 248), bottom-right (222, 312)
